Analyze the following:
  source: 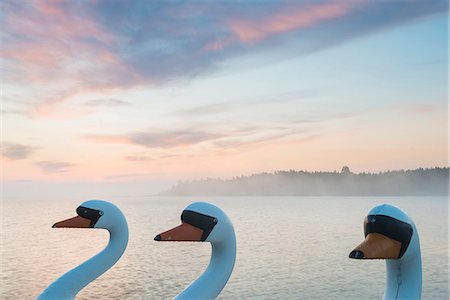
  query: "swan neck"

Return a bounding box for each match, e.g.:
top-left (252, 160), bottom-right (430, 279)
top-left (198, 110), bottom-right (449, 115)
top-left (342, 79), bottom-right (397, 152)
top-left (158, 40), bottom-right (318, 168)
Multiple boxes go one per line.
top-left (38, 224), bottom-right (128, 300)
top-left (176, 232), bottom-right (236, 300)
top-left (384, 254), bottom-right (422, 300)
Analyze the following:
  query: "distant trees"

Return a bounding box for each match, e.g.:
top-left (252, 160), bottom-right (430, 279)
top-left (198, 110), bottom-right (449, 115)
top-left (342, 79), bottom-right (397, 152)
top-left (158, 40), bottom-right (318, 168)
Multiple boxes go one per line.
top-left (341, 166), bottom-right (351, 174)
top-left (160, 167), bottom-right (449, 196)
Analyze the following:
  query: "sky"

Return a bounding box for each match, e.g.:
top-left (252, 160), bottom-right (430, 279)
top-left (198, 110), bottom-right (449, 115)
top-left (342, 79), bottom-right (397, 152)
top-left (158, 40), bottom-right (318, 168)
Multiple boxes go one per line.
top-left (2, 0), bottom-right (448, 198)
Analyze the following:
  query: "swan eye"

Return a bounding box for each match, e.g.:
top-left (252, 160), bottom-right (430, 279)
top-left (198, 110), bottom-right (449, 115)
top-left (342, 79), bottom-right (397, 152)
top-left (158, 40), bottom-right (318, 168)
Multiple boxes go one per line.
top-left (364, 214), bottom-right (413, 259)
top-left (76, 206), bottom-right (103, 228)
top-left (181, 210), bottom-right (218, 241)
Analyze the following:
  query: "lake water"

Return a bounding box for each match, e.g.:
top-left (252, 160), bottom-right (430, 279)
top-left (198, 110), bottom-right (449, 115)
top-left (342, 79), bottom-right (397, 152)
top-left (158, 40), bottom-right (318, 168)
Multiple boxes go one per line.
top-left (1, 197), bottom-right (448, 299)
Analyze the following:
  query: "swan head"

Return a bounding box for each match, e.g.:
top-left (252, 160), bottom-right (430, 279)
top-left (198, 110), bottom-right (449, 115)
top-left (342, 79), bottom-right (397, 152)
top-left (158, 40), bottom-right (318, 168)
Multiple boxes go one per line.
top-left (349, 204), bottom-right (419, 260)
top-left (52, 200), bottom-right (127, 231)
top-left (154, 202), bottom-right (235, 244)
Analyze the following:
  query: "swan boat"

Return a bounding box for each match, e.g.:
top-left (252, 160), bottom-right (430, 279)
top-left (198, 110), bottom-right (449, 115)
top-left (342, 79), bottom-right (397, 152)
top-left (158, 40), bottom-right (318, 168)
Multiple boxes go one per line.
top-left (38, 200), bottom-right (128, 300)
top-left (155, 202), bottom-right (236, 299)
top-left (349, 204), bottom-right (422, 300)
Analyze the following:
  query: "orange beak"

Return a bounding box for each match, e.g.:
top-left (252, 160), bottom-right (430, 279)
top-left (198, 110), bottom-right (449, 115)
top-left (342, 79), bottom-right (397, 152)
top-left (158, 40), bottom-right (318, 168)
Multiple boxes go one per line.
top-left (154, 222), bottom-right (203, 241)
top-left (349, 233), bottom-right (402, 259)
top-left (53, 215), bottom-right (92, 228)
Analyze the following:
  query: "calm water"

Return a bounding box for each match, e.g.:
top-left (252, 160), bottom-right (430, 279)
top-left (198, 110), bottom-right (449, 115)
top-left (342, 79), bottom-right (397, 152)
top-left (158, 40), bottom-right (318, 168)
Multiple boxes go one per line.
top-left (1, 197), bottom-right (448, 299)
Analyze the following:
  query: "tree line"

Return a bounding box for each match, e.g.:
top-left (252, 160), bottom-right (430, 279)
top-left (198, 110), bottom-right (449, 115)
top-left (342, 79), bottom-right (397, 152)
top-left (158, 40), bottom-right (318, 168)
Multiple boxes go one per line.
top-left (160, 167), bottom-right (449, 196)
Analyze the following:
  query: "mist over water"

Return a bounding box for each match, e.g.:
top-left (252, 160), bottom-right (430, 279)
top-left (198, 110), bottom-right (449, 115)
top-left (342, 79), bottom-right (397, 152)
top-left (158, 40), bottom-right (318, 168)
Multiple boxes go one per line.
top-left (1, 197), bottom-right (448, 299)
top-left (162, 168), bottom-right (449, 196)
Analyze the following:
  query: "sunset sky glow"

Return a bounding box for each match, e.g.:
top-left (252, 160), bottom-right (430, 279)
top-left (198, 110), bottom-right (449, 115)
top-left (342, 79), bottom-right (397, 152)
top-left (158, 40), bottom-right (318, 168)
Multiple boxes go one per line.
top-left (2, 0), bottom-right (448, 198)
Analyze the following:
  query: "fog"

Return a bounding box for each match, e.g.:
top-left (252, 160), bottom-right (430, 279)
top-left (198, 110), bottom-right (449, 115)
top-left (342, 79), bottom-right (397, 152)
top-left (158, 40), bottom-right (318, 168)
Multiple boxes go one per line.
top-left (4, 180), bottom-right (173, 201)
top-left (161, 167), bottom-right (449, 196)
top-left (6, 167), bottom-right (447, 201)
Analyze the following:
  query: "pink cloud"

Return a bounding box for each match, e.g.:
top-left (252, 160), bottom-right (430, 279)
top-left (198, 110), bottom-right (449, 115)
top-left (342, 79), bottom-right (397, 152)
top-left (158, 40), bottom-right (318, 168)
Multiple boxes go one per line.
top-left (36, 160), bottom-right (75, 173)
top-left (33, 0), bottom-right (114, 41)
top-left (3, 3), bottom-right (143, 120)
top-left (228, 2), bottom-right (354, 43)
top-left (4, 0), bottom-right (445, 122)
top-left (31, 103), bottom-right (93, 120)
top-left (2, 0), bottom-right (126, 85)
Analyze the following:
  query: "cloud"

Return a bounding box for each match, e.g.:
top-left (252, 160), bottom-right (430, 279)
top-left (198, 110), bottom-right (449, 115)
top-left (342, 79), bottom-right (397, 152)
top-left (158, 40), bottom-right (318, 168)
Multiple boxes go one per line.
top-left (85, 135), bottom-right (132, 144)
top-left (124, 153), bottom-right (178, 162)
top-left (3, 1), bottom-right (121, 85)
top-left (36, 161), bottom-right (75, 173)
top-left (87, 128), bottom-right (224, 149)
top-left (104, 172), bottom-right (170, 181)
top-left (28, 96), bottom-right (129, 120)
top-left (84, 98), bottom-right (130, 107)
top-left (2, 143), bottom-right (36, 160)
top-left (228, 2), bottom-right (352, 44)
top-left (172, 90), bottom-right (315, 118)
top-left (123, 155), bottom-right (155, 162)
top-left (86, 121), bottom-right (317, 152)
top-left (129, 129), bottom-right (224, 148)
top-left (3, 0), bottom-right (447, 116)
top-left (174, 103), bottom-right (232, 116)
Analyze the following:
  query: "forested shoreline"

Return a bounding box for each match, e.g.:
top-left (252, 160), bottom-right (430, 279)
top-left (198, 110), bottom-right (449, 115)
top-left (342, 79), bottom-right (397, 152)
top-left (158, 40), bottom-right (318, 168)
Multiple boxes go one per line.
top-left (160, 167), bottom-right (449, 196)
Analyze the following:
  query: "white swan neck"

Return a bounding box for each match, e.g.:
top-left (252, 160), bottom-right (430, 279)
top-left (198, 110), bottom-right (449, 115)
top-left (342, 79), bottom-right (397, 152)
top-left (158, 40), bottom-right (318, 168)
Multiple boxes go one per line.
top-left (37, 225), bottom-right (128, 300)
top-left (384, 255), bottom-right (422, 300)
top-left (176, 236), bottom-right (236, 300)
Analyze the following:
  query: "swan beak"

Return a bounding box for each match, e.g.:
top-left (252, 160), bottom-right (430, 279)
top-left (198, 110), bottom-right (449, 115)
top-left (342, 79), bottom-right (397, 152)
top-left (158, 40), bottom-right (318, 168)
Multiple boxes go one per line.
top-left (154, 222), bottom-right (204, 241)
top-left (349, 233), bottom-right (402, 259)
top-left (53, 215), bottom-right (92, 228)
